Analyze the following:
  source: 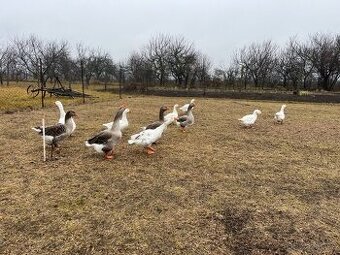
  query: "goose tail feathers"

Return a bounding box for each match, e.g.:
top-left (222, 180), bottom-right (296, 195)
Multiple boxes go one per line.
top-left (32, 127), bottom-right (42, 133)
top-left (85, 141), bottom-right (92, 147)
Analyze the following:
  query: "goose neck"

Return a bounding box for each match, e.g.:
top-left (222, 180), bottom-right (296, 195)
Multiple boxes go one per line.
top-left (64, 117), bottom-right (74, 131)
top-left (159, 109), bottom-right (165, 121)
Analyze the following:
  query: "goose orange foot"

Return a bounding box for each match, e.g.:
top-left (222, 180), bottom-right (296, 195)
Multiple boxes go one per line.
top-left (104, 150), bottom-right (114, 160)
top-left (148, 146), bottom-right (156, 151)
top-left (147, 150), bottom-right (155, 155)
top-left (146, 146), bottom-right (155, 155)
top-left (105, 155), bottom-right (114, 160)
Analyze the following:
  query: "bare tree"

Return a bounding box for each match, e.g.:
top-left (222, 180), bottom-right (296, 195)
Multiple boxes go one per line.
top-left (127, 51), bottom-right (153, 86)
top-left (88, 49), bottom-right (114, 82)
top-left (14, 35), bottom-right (68, 87)
top-left (0, 45), bottom-right (7, 85)
top-left (168, 36), bottom-right (197, 87)
top-left (127, 34), bottom-right (211, 89)
top-left (225, 64), bottom-right (239, 90)
top-left (212, 68), bottom-right (226, 88)
top-left (56, 53), bottom-right (77, 88)
top-left (4, 46), bottom-right (17, 85)
top-left (193, 53), bottom-right (211, 88)
top-left (76, 43), bottom-right (92, 86)
top-left (287, 39), bottom-right (314, 90)
top-left (144, 34), bottom-right (171, 85)
top-left (309, 34), bottom-right (340, 91)
top-left (237, 40), bottom-right (277, 88)
top-left (276, 47), bottom-right (299, 90)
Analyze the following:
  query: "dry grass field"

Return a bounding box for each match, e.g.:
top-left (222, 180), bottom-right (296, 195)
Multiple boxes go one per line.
top-left (0, 83), bottom-right (116, 113)
top-left (0, 94), bottom-right (340, 254)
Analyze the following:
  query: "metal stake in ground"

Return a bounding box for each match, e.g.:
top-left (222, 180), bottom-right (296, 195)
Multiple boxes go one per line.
top-left (81, 60), bottom-right (85, 104)
top-left (42, 117), bottom-right (46, 162)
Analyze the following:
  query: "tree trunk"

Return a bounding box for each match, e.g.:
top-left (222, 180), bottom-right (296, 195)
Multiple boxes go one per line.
top-left (292, 78), bottom-right (299, 92)
top-left (81, 60), bottom-right (85, 104)
top-left (253, 76), bottom-right (258, 88)
top-left (39, 58), bottom-right (45, 108)
top-left (283, 76), bottom-right (287, 88)
top-left (85, 77), bottom-right (90, 86)
top-left (321, 76), bottom-right (331, 91)
top-left (184, 74), bottom-right (190, 90)
top-left (6, 65), bottom-right (10, 85)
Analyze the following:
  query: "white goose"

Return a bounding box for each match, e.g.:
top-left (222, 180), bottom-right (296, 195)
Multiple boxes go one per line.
top-left (180, 99), bottom-right (195, 112)
top-left (128, 118), bottom-right (172, 155)
top-left (274, 104), bottom-right (286, 124)
top-left (164, 104), bottom-right (179, 124)
top-left (238, 109), bottom-right (262, 127)
top-left (102, 108), bottom-right (130, 131)
top-left (55, 101), bottom-right (76, 135)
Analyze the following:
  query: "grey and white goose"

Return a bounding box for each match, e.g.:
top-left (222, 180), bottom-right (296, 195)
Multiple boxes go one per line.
top-left (85, 107), bottom-right (126, 160)
top-left (102, 108), bottom-right (130, 132)
top-left (32, 110), bottom-right (77, 158)
top-left (180, 99), bottom-right (195, 112)
top-left (176, 103), bottom-right (195, 131)
top-left (143, 105), bottom-right (169, 130)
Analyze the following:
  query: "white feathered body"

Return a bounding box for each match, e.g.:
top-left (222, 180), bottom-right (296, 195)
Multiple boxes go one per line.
top-left (239, 110), bottom-right (261, 126)
top-left (180, 99), bottom-right (195, 112)
top-left (31, 130), bottom-right (54, 145)
top-left (274, 111), bottom-right (285, 122)
top-left (128, 122), bottom-right (168, 147)
top-left (164, 104), bottom-right (179, 123)
top-left (85, 141), bottom-right (105, 153)
top-left (103, 109), bottom-right (129, 131)
top-left (274, 105), bottom-right (286, 123)
top-left (179, 104), bottom-right (190, 112)
top-left (103, 119), bottom-right (128, 131)
top-left (239, 114), bottom-right (257, 126)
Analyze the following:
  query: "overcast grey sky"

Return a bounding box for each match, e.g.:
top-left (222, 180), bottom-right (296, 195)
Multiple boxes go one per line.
top-left (1, 0), bottom-right (339, 66)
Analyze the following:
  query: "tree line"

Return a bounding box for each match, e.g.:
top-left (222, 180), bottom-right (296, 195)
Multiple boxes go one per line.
top-left (0, 33), bottom-right (339, 91)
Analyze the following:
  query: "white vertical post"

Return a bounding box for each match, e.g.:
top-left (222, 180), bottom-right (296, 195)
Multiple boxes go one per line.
top-left (42, 118), bottom-right (46, 162)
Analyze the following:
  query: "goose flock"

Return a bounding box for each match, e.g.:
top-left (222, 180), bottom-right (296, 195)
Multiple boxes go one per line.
top-left (32, 99), bottom-right (287, 159)
top-left (32, 99), bottom-right (196, 159)
top-left (238, 104), bottom-right (287, 127)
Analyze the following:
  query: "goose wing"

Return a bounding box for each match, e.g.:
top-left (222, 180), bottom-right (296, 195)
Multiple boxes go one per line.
top-left (177, 115), bottom-right (192, 127)
top-left (145, 121), bottom-right (162, 130)
top-left (42, 124), bottom-right (66, 137)
top-left (87, 131), bottom-right (112, 145)
top-left (177, 115), bottom-right (188, 122)
top-left (239, 114), bottom-right (252, 122)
